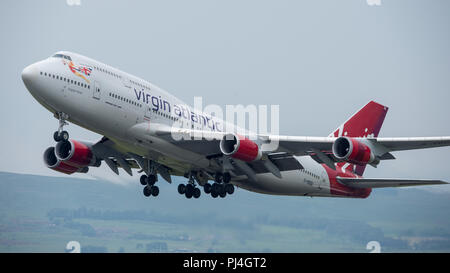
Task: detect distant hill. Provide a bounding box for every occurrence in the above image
[0,171,449,252]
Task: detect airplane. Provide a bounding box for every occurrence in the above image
[21,51,450,199]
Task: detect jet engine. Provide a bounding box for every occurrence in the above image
[43,147,88,174]
[55,139,98,168]
[219,133,262,162]
[332,137,377,166]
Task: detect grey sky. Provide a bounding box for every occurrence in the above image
[1,0,450,191]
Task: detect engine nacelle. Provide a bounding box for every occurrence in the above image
[219,133,262,162]
[55,139,97,168]
[332,137,377,166]
[43,147,88,174]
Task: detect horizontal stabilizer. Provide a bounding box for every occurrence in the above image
[337,178,448,189]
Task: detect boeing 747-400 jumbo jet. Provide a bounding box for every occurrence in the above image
[21,51,450,199]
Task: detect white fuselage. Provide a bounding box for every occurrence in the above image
[22,51,346,198]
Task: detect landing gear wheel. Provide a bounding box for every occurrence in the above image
[214,173,223,183]
[53,131,69,142]
[193,188,201,199]
[225,184,235,195]
[143,186,151,197]
[218,184,226,196]
[185,184,194,199]
[211,191,218,198]
[185,190,193,199]
[53,131,61,142]
[178,184,186,194]
[151,186,159,197]
[204,183,212,194]
[223,172,231,184]
[219,191,227,198]
[140,175,148,186]
[61,131,69,141]
[147,174,157,185]
[212,183,220,194]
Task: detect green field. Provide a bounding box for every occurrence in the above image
[0,172,449,253]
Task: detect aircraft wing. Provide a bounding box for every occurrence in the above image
[116,122,450,181]
[155,124,450,157]
[337,177,448,189]
[374,137,450,151]
[265,135,450,156]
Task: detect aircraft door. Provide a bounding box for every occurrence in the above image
[93,81,101,100]
[122,75,131,88]
[144,103,151,119]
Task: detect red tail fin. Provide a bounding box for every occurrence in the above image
[330,101,388,175]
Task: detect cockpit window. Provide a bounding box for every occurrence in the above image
[52,54,72,61]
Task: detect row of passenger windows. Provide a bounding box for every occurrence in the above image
[40,71,90,89]
[151,108,180,122]
[108,92,143,108]
[108,91,179,122]
[131,79,151,91]
[301,169,320,180]
[94,65,120,79]
[109,90,184,122]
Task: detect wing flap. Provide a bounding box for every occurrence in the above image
[337,177,448,189]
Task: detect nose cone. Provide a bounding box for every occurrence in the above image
[22,64,36,86]
[22,63,41,96]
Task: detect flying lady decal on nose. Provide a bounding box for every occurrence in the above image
[66,61,92,83]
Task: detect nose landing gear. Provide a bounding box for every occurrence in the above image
[53,112,70,142]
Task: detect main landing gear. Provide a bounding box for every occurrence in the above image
[140,174,159,197]
[177,172,235,199]
[177,173,201,199]
[53,112,70,142]
[203,172,234,199]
